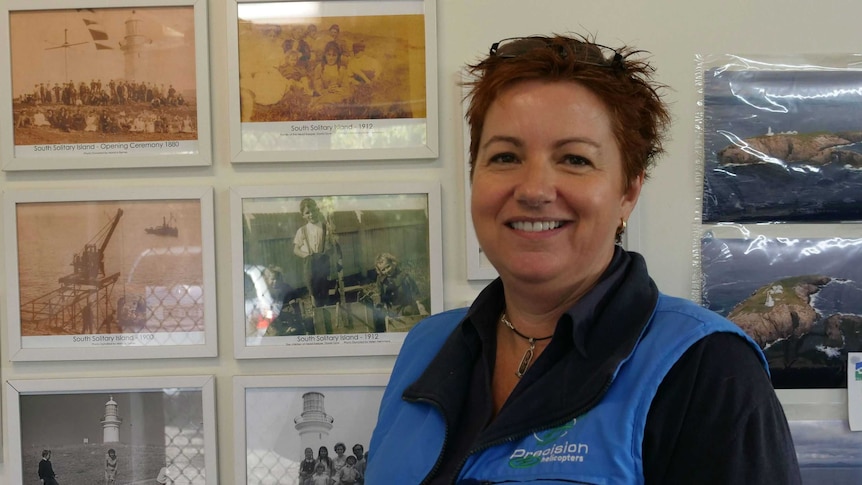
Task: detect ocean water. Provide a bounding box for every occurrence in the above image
[800,467,862,484]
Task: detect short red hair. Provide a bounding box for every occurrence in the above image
[464,34,671,189]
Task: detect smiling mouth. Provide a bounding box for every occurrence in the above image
[509,221,564,232]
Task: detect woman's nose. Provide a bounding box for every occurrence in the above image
[515,160,555,207]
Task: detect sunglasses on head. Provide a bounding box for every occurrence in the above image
[489,36,625,70]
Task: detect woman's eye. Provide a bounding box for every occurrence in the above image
[489,152,519,164]
[562,154,592,166]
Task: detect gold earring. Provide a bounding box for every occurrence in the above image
[615,218,627,244]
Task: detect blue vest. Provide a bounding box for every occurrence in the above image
[456,297,763,484]
[368,295,766,484]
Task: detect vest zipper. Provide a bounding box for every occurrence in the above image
[407,396,451,485]
[448,374,614,483]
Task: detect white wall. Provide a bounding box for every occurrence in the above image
[1,0,858,480]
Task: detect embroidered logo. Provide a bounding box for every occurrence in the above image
[508,419,589,468]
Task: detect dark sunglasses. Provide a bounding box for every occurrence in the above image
[489,36,625,70]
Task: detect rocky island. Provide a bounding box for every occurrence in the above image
[718,131,862,167]
[727,274,831,347]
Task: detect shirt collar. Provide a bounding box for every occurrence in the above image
[464,246,632,358]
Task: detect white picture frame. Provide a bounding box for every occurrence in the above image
[4,186,217,361]
[233,374,388,485]
[226,0,438,163]
[0,0,212,171]
[5,375,217,485]
[230,181,443,358]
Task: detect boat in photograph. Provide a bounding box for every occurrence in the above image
[145,214,178,237]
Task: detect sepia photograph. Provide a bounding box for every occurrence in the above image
[231,182,442,358]
[234,374,387,485]
[699,54,862,223]
[4,187,217,361]
[227,0,438,162]
[699,224,862,388]
[6,376,216,485]
[0,0,212,170]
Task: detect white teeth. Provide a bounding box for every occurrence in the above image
[511,221,562,232]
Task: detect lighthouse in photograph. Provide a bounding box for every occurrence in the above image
[101,395,123,443]
[294,391,334,452]
[120,10,150,82]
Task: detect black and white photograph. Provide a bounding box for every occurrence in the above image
[231,182,442,358]
[234,374,386,485]
[227,0,438,162]
[4,186,217,361]
[0,0,212,170]
[699,54,862,223]
[699,225,862,388]
[6,376,217,485]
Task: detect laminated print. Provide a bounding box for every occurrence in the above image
[700,55,862,223]
[789,420,862,483]
[700,232,862,388]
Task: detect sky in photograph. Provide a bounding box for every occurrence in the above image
[9,6,196,97]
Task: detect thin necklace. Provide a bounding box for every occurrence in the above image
[500,312,554,379]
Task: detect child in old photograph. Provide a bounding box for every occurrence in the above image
[38,449,59,485]
[104,448,118,485]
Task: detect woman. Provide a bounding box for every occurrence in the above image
[367,34,801,484]
[331,442,348,474]
[314,445,334,478]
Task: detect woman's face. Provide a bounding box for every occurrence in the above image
[471,80,641,294]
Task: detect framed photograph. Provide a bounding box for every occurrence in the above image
[463,155,497,281]
[6,375,217,485]
[0,0,212,171]
[234,374,387,485]
[4,186,217,361]
[230,182,442,358]
[226,0,438,163]
[697,53,862,223]
[698,223,862,389]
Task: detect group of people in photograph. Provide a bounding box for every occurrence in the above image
[240,21,395,121]
[298,443,367,485]
[14,77,196,138]
[22,79,186,109]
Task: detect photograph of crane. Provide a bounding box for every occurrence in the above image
[10,195,205,344]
